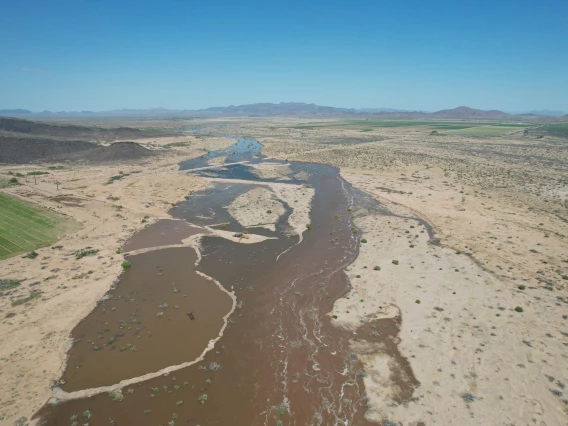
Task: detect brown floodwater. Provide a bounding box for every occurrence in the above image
[354,316,420,404]
[36,155,423,425]
[59,247,232,391]
[122,219,204,252]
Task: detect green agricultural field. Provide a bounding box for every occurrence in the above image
[289,119,530,133]
[290,119,488,131]
[538,123,568,138]
[0,192,72,260]
[443,125,529,136]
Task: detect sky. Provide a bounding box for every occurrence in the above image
[1,0,567,112]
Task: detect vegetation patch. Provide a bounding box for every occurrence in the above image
[0,279,21,291]
[75,247,99,259]
[0,192,71,260]
[537,123,568,138]
[106,172,130,184]
[11,291,41,306]
[108,391,124,402]
[164,141,191,148]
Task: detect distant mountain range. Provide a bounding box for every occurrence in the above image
[0,103,566,120]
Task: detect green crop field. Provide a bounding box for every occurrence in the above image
[289,119,531,134]
[444,125,529,136]
[538,123,568,138]
[0,192,70,260]
[290,119,488,130]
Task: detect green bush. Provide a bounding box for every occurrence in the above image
[75,248,99,259]
[514,306,523,313]
[121,261,131,270]
[392,260,399,265]
[361,238,367,243]
[373,266,380,271]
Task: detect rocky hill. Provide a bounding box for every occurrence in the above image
[0,136,96,164]
[0,118,158,164]
[0,117,148,140]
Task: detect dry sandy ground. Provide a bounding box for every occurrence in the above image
[228,187,287,231]
[208,177,314,239]
[332,167,568,425]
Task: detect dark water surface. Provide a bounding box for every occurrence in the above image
[59,247,232,391]
[36,137,423,425]
[122,219,204,252]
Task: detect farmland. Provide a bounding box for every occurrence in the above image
[288,119,530,135]
[443,124,528,136]
[538,123,568,137]
[0,192,68,259]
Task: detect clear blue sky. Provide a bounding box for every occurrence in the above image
[1,0,567,112]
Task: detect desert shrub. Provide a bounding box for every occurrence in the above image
[361,238,367,243]
[273,404,286,416]
[11,291,41,306]
[518,285,526,290]
[109,391,123,402]
[392,260,399,265]
[415,299,421,304]
[515,306,524,313]
[121,261,131,270]
[373,266,380,271]
[208,362,222,372]
[0,279,21,291]
[75,248,99,259]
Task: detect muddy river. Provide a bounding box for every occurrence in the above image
[35,137,421,425]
